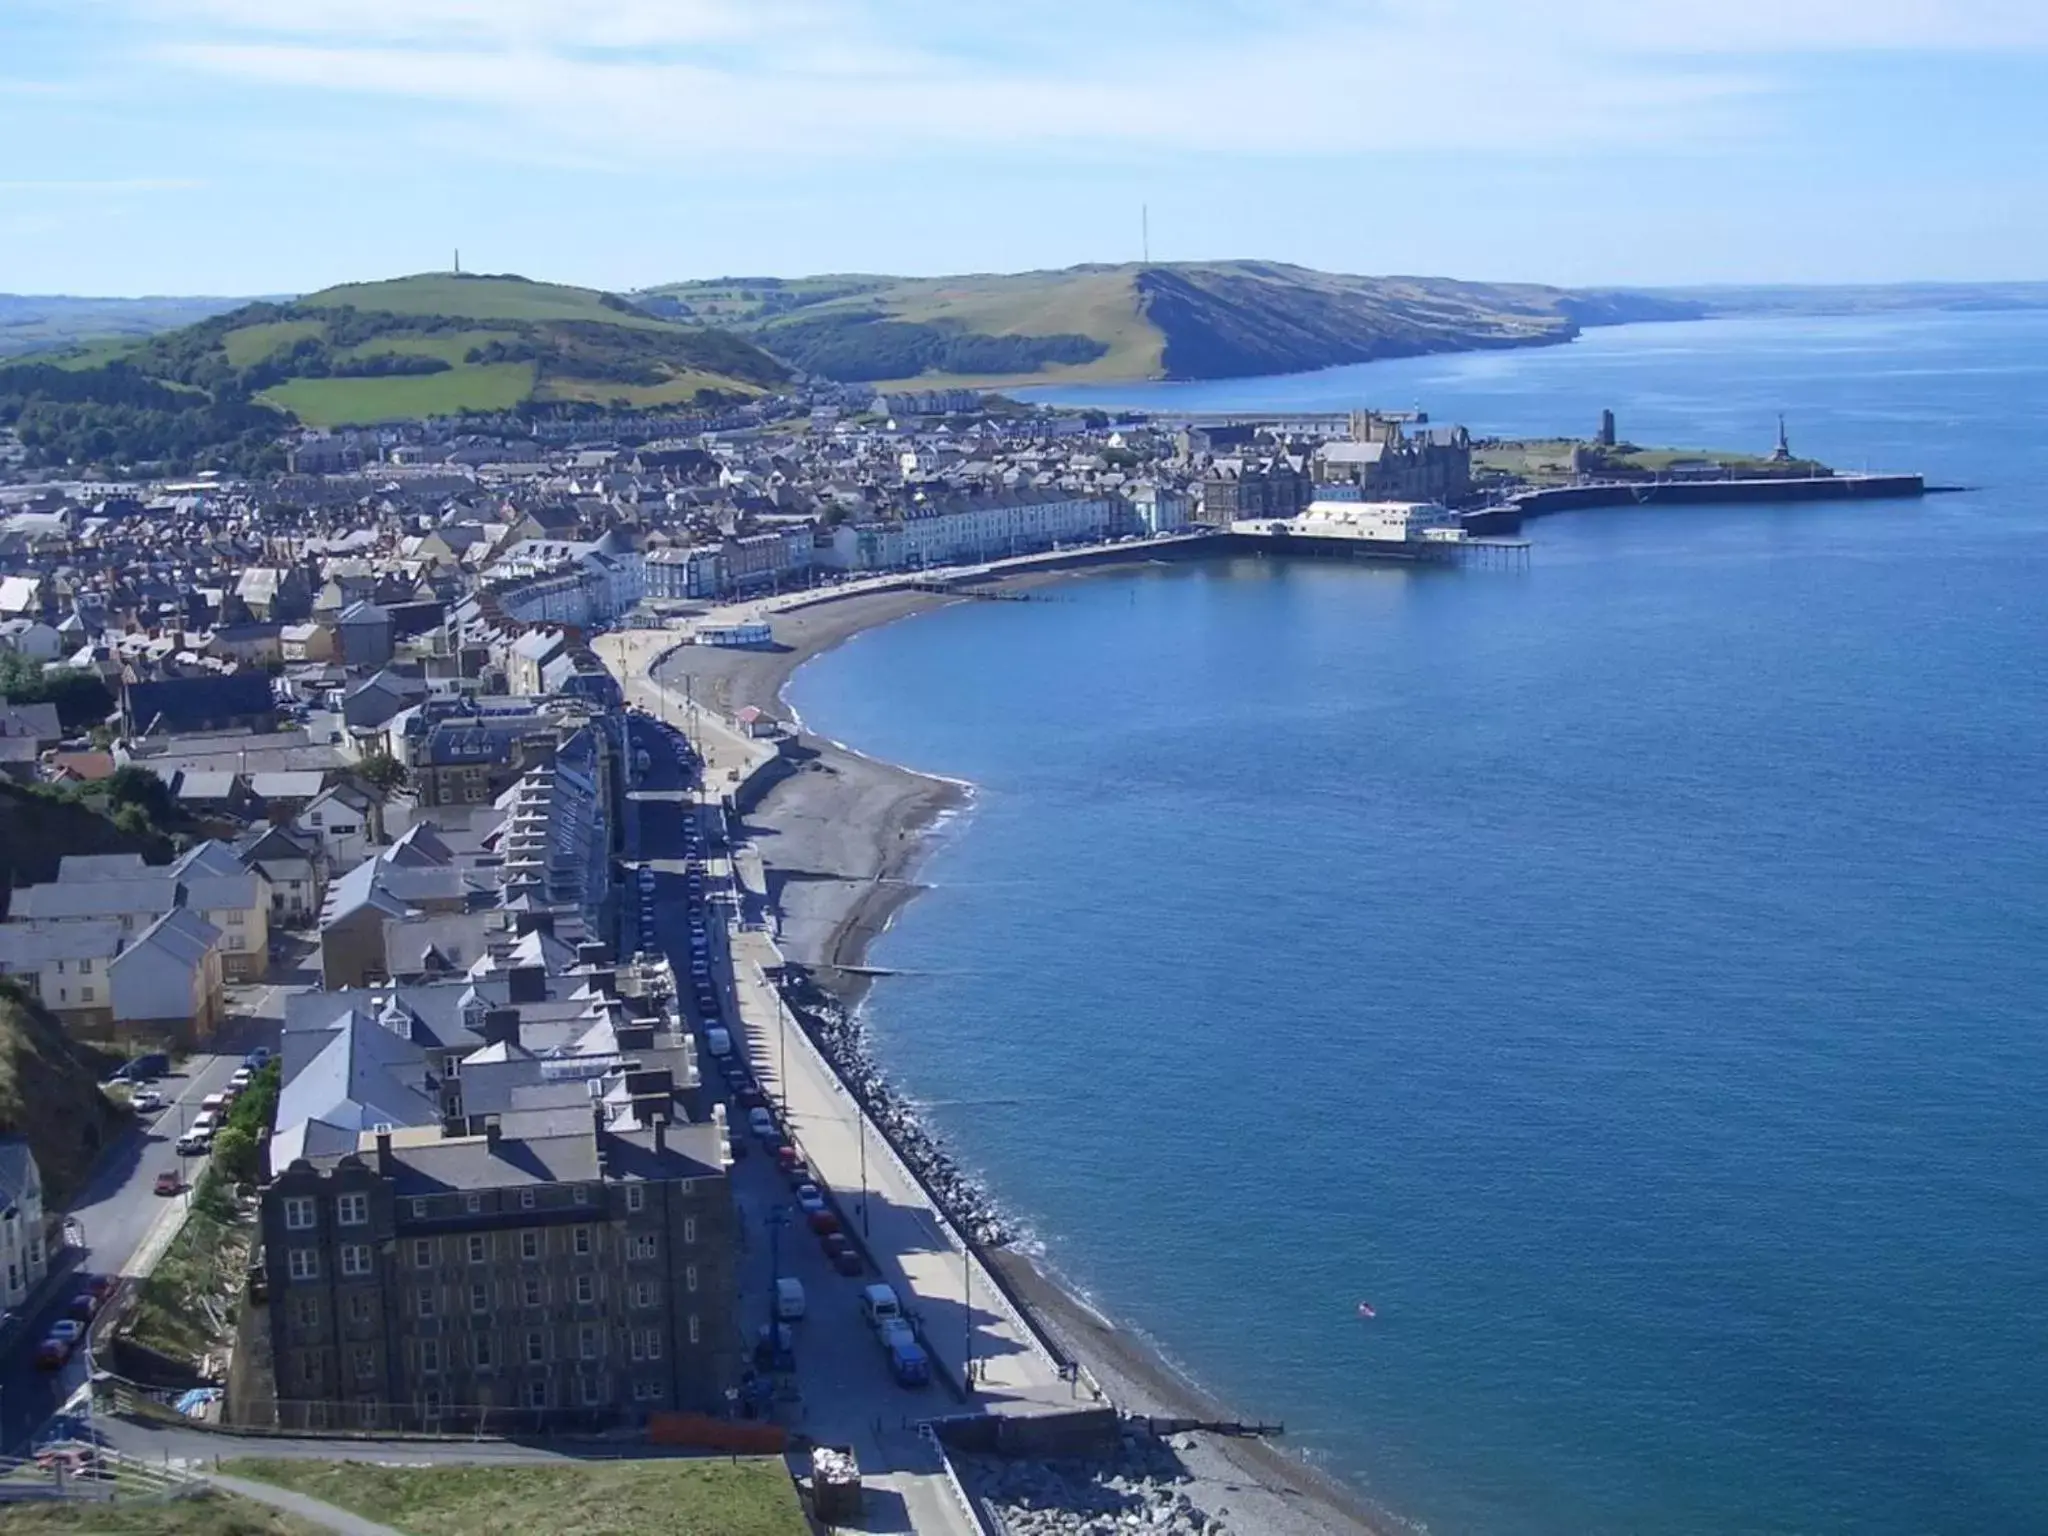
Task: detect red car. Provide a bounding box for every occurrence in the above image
[34,1338,69,1370]
[807,1209,841,1237]
[831,1245,865,1277]
[774,1145,802,1174]
[153,1170,183,1196]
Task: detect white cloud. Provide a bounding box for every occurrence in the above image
[112,0,2048,168]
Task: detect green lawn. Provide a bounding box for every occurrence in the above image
[227,1458,809,1536]
[221,320,326,369]
[0,1489,327,1535]
[258,362,536,425]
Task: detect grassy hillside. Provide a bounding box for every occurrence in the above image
[0,983,125,1205]
[0,273,790,470]
[643,262,1704,387]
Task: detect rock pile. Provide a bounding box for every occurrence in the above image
[777,968,1011,1246]
[959,1424,1236,1536]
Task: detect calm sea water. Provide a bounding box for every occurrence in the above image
[787,313,2048,1536]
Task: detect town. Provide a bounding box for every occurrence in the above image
[0,383,1835,1534]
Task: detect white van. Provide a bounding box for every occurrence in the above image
[705,1027,732,1058]
[200,1093,228,1117]
[775,1277,807,1322]
[860,1283,902,1329]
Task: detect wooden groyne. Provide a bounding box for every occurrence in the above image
[1463,471,1927,534]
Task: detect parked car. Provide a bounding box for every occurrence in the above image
[807,1209,841,1237]
[831,1244,865,1277]
[81,1273,115,1303]
[747,1106,776,1140]
[228,1068,253,1091]
[154,1170,183,1196]
[34,1337,69,1370]
[175,1131,210,1157]
[130,1088,166,1113]
[774,1144,802,1174]
[47,1319,83,1347]
[795,1183,827,1216]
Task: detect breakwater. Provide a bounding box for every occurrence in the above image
[774,966,1013,1248]
[1463,471,1927,534]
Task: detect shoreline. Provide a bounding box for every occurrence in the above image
[649,561,1403,1536]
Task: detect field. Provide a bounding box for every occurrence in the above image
[221,319,325,369]
[306,274,672,329]
[226,1457,810,1536]
[258,362,537,425]
[329,330,504,366]
[536,370,765,408]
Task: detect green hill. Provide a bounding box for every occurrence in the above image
[0,273,790,472]
[0,984,126,1205]
[640,261,1703,387]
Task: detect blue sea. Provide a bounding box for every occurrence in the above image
[786,313,2048,1536]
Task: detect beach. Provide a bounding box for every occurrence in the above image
[640,569,1403,1536]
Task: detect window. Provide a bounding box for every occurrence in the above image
[470,1282,489,1314]
[526,1380,548,1409]
[629,1234,657,1261]
[226,908,245,925]
[357,1398,379,1428]
[685,1265,698,1294]
[526,1331,546,1364]
[523,1277,543,1307]
[687,1314,700,1346]
[683,1217,697,1246]
[632,1281,656,1309]
[473,1333,493,1369]
[575,1274,594,1305]
[353,1345,376,1381]
[580,1374,603,1406]
[80,986,95,1002]
[287,1248,319,1281]
[467,1234,487,1264]
[294,1295,320,1328]
[633,1379,664,1403]
[418,1338,440,1375]
[349,1293,372,1325]
[579,1323,600,1360]
[411,1197,430,1219]
[625,1184,644,1213]
[413,1239,433,1268]
[520,1231,540,1262]
[341,1244,372,1277]
[336,1192,368,1227]
[573,1185,589,1206]
[572,1226,591,1256]
[520,1189,536,1210]
[631,1328,662,1362]
[464,1193,481,1213]
[284,1197,316,1231]
[417,1287,435,1319]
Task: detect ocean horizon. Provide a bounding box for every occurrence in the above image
[787,309,2048,1535]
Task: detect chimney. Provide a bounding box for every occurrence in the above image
[374,1124,393,1175]
[586,967,617,999]
[507,964,546,1004]
[484,1117,502,1151]
[481,1008,521,1049]
[653,1117,666,1154]
[576,939,609,968]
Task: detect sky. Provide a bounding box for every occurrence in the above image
[1,0,2044,296]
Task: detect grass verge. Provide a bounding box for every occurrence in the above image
[226,1456,810,1536]
[0,1488,329,1535]
[126,1167,252,1363]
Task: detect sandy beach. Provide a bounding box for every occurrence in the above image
[646,569,1399,1536]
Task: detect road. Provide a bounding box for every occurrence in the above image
[625,710,981,1536]
[0,972,293,1452]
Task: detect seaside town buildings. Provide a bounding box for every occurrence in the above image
[0,385,1473,1429]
